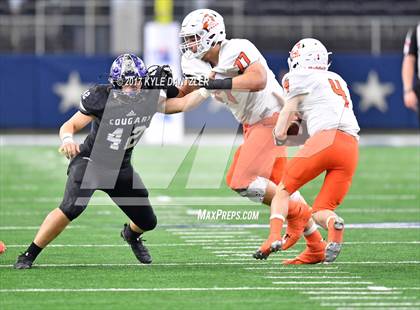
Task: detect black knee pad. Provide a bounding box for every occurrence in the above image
[141,214,157,232]
[59,203,86,221]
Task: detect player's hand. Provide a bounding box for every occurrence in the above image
[404,90,418,111]
[59,142,80,159]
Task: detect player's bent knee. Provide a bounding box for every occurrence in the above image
[328,216,344,230]
[59,204,86,221]
[233,177,269,203]
[138,214,157,232]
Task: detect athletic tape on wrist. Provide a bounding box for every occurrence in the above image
[270,214,285,221]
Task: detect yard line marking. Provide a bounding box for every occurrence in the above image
[225,258,297,262]
[335,261,420,265]
[304,291,401,295]
[6,244,204,248]
[345,241,420,245]
[165,228,250,232]
[272,281,373,285]
[0,261,287,268]
[0,286,384,293]
[310,296,415,300]
[244,267,339,270]
[204,241,420,246]
[184,240,263,243]
[304,288,401,291]
[203,246,262,250]
[212,250,299,254]
[0,225,83,230]
[388,287,420,290]
[266,271,351,274]
[171,231,250,235]
[265,276,362,279]
[338,208,420,213]
[179,235,248,239]
[321,302,420,307]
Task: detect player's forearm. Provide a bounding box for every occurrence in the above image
[274,108,294,139]
[274,96,302,139]
[402,55,416,92]
[164,88,210,114]
[59,121,77,141]
[59,112,93,141]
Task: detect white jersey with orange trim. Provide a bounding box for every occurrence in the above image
[181,39,283,125]
[282,69,360,138]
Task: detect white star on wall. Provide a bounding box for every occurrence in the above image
[53,71,91,113]
[353,70,394,113]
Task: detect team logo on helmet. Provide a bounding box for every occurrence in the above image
[202,14,218,31]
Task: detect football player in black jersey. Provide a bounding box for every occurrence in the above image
[14,54,212,269]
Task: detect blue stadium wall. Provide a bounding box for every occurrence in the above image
[0,54,418,129]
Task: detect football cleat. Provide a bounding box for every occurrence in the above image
[324,242,342,263]
[283,241,327,265]
[253,250,268,260]
[121,224,152,264]
[253,237,283,260]
[281,203,312,250]
[13,252,35,269]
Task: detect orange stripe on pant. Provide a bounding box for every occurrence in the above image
[226,113,287,190]
[282,129,358,212]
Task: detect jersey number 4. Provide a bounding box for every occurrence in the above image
[328,79,349,108]
[107,126,146,150]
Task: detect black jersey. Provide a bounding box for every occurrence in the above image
[77,84,165,168]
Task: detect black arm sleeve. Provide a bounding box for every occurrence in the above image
[404,29,417,57]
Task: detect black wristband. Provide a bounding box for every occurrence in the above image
[166,85,180,98]
[204,78,233,90]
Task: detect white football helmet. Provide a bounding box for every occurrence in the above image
[179,9,226,59]
[287,38,331,71]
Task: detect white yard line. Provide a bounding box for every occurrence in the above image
[0,286,392,293]
[0,261,285,268]
[266,271,351,274]
[170,231,250,235]
[5,244,202,248]
[304,291,400,295]
[0,225,83,230]
[212,250,298,254]
[265,276,362,279]
[335,261,420,265]
[321,302,420,307]
[272,281,373,285]
[310,296,415,300]
[244,267,339,270]
[179,235,243,239]
[183,240,263,243]
[203,246,263,250]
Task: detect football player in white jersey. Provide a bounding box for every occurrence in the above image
[167,9,327,262]
[258,38,360,263]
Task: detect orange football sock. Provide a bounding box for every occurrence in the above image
[305,229,323,245]
[327,217,344,243]
[269,216,284,237]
